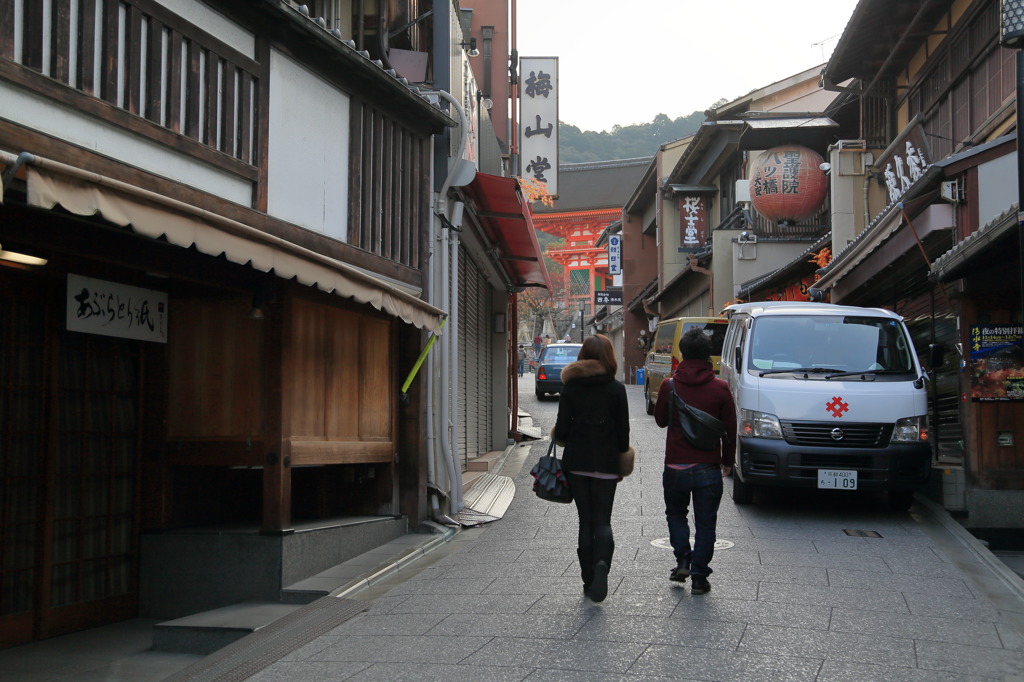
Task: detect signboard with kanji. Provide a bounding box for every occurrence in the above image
[595,289,622,306]
[520,57,559,198]
[608,234,621,275]
[678,195,708,253]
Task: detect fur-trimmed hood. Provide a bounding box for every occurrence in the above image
[560,358,611,384]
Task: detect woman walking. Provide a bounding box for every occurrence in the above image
[552,334,632,602]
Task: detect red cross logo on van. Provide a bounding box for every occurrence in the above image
[826,396,849,418]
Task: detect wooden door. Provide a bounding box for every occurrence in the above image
[0,289,140,647]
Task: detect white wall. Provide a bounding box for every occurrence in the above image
[161,0,256,57]
[267,49,349,239]
[0,81,252,204]
[977,152,1016,230]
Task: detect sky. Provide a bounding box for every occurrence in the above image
[515,0,860,133]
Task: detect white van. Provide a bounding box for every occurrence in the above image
[720,301,933,510]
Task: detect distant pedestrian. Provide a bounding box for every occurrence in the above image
[543,334,551,347]
[653,328,736,595]
[553,334,633,603]
[564,332,572,342]
[533,334,542,357]
[517,344,526,377]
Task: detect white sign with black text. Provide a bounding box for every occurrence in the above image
[520,56,559,197]
[66,274,168,343]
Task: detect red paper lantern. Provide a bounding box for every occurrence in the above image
[749,146,827,223]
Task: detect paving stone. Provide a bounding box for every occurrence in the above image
[303,634,492,664]
[459,637,648,673]
[628,644,822,681]
[738,623,917,667]
[344,662,532,681]
[915,639,1024,678]
[829,607,1003,647]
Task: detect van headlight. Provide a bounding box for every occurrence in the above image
[740,409,783,439]
[891,416,928,443]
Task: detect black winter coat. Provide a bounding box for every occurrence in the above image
[553,359,630,475]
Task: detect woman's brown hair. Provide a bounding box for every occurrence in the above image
[579,334,618,375]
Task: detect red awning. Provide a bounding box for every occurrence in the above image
[465,173,551,290]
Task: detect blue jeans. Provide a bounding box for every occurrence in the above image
[663,464,723,578]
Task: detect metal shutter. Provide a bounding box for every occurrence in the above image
[457,246,493,468]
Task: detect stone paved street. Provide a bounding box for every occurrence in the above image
[248,378,1024,681]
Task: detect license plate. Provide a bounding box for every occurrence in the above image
[818,469,858,490]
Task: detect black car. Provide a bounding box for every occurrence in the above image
[535,343,582,399]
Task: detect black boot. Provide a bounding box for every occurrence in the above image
[577,548,593,594]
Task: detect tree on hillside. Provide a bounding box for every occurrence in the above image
[559,111,705,163]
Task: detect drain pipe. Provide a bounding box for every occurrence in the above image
[0,151,31,201]
[433,89,470,516]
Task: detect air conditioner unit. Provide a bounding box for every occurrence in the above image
[735,179,750,203]
[837,139,866,151]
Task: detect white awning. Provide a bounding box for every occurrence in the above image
[21,157,444,334]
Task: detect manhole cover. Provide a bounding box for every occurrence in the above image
[651,537,734,550]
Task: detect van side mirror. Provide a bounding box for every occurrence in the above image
[927,343,944,369]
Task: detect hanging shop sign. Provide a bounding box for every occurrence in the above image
[875,117,931,207]
[595,289,622,306]
[66,273,168,343]
[969,324,1024,401]
[608,234,621,275]
[749,145,827,223]
[678,195,708,253]
[520,56,559,197]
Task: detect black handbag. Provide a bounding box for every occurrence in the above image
[668,381,726,450]
[530,440,573,503]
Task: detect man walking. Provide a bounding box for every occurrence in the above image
[653,328,736,594]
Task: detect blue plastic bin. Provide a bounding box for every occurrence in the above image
[636,367,645,385]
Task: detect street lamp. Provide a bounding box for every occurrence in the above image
[579,304,585,343]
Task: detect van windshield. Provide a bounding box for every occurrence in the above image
[749,315,915,375]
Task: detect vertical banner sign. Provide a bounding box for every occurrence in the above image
[678,195,708,252]
[969,325,1024,401]
[520,57,559,197]
[67,273,168,343]
[608,234,621,275]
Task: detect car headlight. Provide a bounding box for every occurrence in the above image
[892,416,928,443]
[739,409,783,439]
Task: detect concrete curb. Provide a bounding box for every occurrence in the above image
[330,524,460,600]
[915,493,1024,604]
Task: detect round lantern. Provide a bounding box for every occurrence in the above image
[749,145,827,223]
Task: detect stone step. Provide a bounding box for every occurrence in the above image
[152,602,302,655]
[466,450,503,472]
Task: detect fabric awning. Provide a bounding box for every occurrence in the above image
[465,173,551,290]
[21,157,445,334]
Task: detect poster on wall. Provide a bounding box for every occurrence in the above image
[67,273,168,343]
[969,325,1024,401]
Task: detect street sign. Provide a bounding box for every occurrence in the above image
[595,289,623,306]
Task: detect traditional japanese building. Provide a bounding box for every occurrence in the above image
[531,158,650,363]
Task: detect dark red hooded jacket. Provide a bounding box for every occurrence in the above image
[653,359,737,467]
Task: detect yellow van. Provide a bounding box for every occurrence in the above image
[643,317,729,414]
